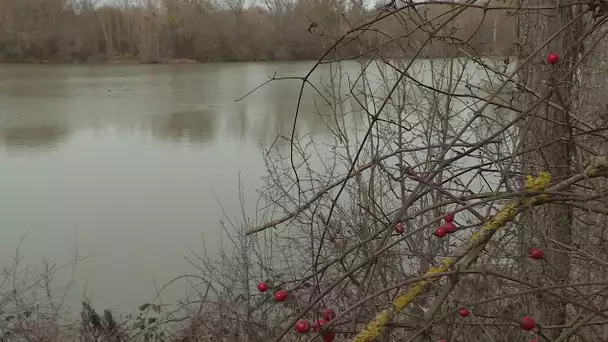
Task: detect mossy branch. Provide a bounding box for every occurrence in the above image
[350,168,607,342]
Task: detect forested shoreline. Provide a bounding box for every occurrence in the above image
[0,0,516,63]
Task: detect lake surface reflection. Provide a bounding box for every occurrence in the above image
[0,62,345,312]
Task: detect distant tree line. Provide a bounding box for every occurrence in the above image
[0,0,517,63]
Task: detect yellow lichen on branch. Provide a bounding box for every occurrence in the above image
[525,171,551,191]
[351,172,552,342]
[352,259,453,342]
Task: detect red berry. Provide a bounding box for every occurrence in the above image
[520,316,536,331]
[547,51,560,65]
[295,319,310,333]
[323,308,336,321]
[458,308,470,317]
[257,282,269,292]
[313,319,327,332]
[443,221,457,233]
[395,222,405,234]
[434,226,448,238]
[445,212,455,222]
[322,332,336,342]
[528,248,544,260]
[274,289,287,302]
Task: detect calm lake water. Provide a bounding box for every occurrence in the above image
[0,59,514,315]
[0,62,348,313]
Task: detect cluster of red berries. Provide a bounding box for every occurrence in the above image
[257,282,288,301]
[257,282,336,341]
[396,212,459,238]
[258,282,287,302]
[294,309,337,341]
[434,212,457,238]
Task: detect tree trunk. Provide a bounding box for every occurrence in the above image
[518,0,608,339]
[517,1,580,338]
[570,3,608,340]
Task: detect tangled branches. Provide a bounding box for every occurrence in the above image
[227,0,608,341]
